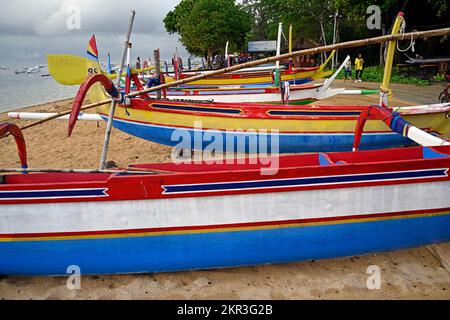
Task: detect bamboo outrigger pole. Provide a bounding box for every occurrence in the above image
[0,167,170,174]
[4,26,449,136]
[99,10,135,170]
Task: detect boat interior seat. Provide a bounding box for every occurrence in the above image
[319,153,333,165]
[318,153,348,166]
[422,147,449,159]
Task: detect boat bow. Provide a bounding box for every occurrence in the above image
[0,122,27,169]
[69,74,120,137]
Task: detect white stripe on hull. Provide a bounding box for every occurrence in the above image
[151,87,344,103]
[1,181,448,234]
[158,92,283,103]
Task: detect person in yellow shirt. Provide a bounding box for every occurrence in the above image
[355,53,364,82]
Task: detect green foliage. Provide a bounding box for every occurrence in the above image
[335,65,430,86]
[163,0,196,34]
[163,0,251,60]
[432,74,446,82]
[164,0,449,66]
[240,0,449,66]
[427,0,448,17]
[242,0,332,44]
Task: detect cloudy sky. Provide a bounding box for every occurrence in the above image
[0,0,187,65]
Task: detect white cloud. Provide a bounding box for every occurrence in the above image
[0,0,188,64]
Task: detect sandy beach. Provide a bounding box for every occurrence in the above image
[1,80,450,299]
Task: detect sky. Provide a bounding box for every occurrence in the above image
[0,0,188,66]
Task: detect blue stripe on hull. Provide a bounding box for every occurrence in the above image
[1,214,449,275]
[0,188,107,199]
[162,169,448,194]
[108,117,412,153]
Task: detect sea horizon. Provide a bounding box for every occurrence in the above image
[0,65,79,114]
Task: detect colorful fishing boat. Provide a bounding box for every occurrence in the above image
[96,101,450,153]
[48,45,346,105]
[147,82,346,105]
[1,121,450,275]
[2,11,450,276]
[47,34,350,103]
[164,63,332,88]
[47,42,333,90]
[65,12,447,153]
[122,39,345,104]
[72,74,450,153]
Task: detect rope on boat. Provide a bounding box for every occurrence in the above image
[397,18,416,53]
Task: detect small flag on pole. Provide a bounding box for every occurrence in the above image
[87,35,99,61]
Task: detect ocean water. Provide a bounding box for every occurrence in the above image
[0,66,79,113]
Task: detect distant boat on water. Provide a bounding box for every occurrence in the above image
[26,66,41,74]
[0,65,9,70]
[14,68,26,74]
[14,66,43,74]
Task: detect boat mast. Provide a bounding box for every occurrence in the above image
[99,10,135,170]
[124,42,132,92]
[225,41,229,67]
[126,43,131,68]
[275,22,282,86]
[288,24,293,72]
[380,12,404,107]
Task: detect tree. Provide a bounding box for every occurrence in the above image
[242,0,449,66]
[163,0,252,66]
[163,0,196,34]
[166,0,449,68]
[242,0,284,41]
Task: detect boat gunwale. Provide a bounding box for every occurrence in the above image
[117,100,450,122]
[1,146,449,190]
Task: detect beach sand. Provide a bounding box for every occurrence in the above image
[1,81,449,299]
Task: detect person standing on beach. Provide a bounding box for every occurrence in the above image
[344,57,352,81]
[136,56,141,70]
[355,53,364,82]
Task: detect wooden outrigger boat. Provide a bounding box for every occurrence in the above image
[143,80,344,105]
[1,120,450,275]
[2,12,449,276]
[48,37,346,105]
[163,62,332,88]
[120,38,347,105]
[70,72,450,153]
[63,12,447,153]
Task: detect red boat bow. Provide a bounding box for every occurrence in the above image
[69,74,119,137]
[0,122,27,169]
[353,105,413,151]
